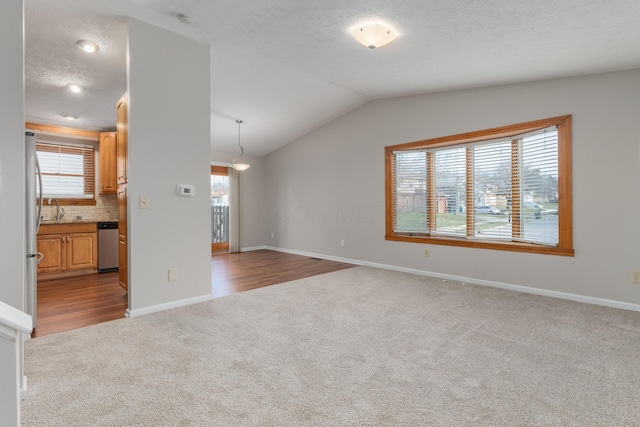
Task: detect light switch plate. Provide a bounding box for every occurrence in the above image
[139,196,149,209]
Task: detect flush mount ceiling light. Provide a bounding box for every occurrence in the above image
[76,39,99,53]
[231,120,250,171]
[63,114,78,120]
[350,21,398,49]
[66,83,84,94]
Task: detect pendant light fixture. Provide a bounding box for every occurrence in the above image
[231,119,250,171]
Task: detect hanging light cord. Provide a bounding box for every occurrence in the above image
[236,119,244,156]
[231,119,250,170]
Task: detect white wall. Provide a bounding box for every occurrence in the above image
[127,19,212,312]
[0,1,24,424]
[0,0,25,310]
[266,70,640,306]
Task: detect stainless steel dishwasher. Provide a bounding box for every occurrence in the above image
[98,221,119,273]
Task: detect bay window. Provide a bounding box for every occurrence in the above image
[385,115,573,256]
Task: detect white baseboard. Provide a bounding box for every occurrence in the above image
[264,246,363,266]
[126,294,214,318]
[265,246,640,313]
[240,245,268,252]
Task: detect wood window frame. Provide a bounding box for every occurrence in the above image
[385,115,573,256]
[28,123,99,206]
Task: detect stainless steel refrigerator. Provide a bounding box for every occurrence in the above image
[25,131,43,327]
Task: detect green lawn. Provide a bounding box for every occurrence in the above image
[398,206,553,234]
[398,211,507,231]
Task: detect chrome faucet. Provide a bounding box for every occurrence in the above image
[47,197,65,222]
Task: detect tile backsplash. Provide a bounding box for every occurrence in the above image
[40,194,118,223]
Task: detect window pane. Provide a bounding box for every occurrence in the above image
[36,143,94,198]
[473,141,512,239]
[211,175,229,206]
[434,148,466,236]
[520,129,559,245]
[393,151,428,232]
[211,175,230,244]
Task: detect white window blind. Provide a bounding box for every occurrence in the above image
[518,127,559,245]
[36,142,95,199]
[392,150,428,232]
[434,147,466,237]
[391,126,559,246]
[473,140,512,240]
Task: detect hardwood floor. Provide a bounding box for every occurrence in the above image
[211,249,357,297]
[33,272,127,338]
[33,250,356,338]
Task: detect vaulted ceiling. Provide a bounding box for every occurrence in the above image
[25,0,640,155]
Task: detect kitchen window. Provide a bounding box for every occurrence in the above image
[37,142,96,205]
[385,115,573,256]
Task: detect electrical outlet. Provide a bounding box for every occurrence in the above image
[424,249,430,257]
[168,268,177,281]
[271,232,274,238]
[340,239,345,247]
[632,270,640,284]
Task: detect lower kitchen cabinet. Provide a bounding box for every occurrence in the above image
[37,223,98,278]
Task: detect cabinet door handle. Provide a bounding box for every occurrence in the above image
[61,237,65,243]
[66,236,70,243]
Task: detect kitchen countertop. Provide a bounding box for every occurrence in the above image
[41,220,95,225]
[40,219,117,225]
[38,221,98,235]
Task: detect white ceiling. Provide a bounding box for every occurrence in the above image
[25,0,640,155]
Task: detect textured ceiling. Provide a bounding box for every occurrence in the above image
[25,0,640,155]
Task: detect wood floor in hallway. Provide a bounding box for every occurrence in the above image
[33,250,356,337]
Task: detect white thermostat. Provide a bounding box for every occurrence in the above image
[177,184,195,197]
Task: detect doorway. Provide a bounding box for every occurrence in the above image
[211,166,230,253]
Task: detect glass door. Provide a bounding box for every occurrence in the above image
[211,166,230,252]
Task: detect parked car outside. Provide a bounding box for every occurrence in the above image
[524,201,543,209]
[475,205,501,214]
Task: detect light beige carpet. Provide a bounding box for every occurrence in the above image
[22,266,640,426]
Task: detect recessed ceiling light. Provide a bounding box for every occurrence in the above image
[67,83,84,94]
[76,39,99,53]
[63,114,78,120]
[350,21,398,49]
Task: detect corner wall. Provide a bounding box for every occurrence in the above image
[0,0,24,424]
[0,0,25,310]
[266,70,640,306]
[127,19,212,312]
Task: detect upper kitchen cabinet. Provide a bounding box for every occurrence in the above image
[99,132,117,194]
[116,93,128,185]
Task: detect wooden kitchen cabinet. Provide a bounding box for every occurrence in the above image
[116,92,129,292]
[37,223,98,279]
[36,234,65,273]
[116,94,128,185]
[117,186,128,292]
[66,233,97,270]
[99,132,117,194]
